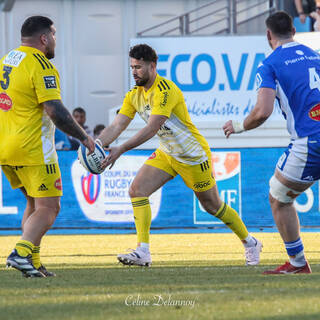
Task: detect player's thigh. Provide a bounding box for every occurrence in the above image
[130,150,175,197]
[276,133,320,184]
[172,155,216,193]
[194,184,222,213]
[15,163,63,198]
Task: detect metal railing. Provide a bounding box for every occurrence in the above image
[137,0,277,37]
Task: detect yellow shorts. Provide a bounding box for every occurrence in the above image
[1,163,63,198]
[144,149,216,192]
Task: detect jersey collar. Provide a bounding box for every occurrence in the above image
[19,45,46,56]
[281,41,300,48]
[143,74,160,95]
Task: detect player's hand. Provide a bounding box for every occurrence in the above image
[299,13,306,24]
[223,120,236,138]
[101,145,124,169]
[223,120,245,138]
[81,136,95,154]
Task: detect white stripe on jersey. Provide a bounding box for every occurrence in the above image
[158,113,207,165]
[41,110,58,163]
[276,81,298,139]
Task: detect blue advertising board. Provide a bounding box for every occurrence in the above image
[0,149,320,235]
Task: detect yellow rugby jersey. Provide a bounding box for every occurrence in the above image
[119,74,210,164]
[0,46,61,165]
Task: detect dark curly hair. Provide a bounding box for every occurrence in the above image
[129,44,158,63]
[266,11,294,38]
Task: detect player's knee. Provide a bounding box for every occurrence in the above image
[129,184,144,198]
[269,175,302,204]
[199,198,221,215]
[128,185,135,198]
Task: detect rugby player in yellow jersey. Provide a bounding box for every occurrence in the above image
[97,44,262,267]
[1,16,95,277]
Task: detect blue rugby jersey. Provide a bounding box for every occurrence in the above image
[256,42,320,139]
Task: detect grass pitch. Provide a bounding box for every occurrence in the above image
[1,233,320,320]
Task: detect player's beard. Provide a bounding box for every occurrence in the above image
[45,46,55,60]
[135,75,149,87]
[46,50,54,60]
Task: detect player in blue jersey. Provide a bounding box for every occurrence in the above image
[223,11,320,274]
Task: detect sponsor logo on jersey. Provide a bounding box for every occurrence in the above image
[0,92,12,111]
[3,50,26,67]
[160,91,169,107]
[309,103,320,121]
[43,76,57,89]
[54,178,62,191]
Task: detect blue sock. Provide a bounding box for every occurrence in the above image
[285,238,306,267]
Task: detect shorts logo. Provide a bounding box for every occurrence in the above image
[43,76,57,89]
[0,92,12,111]
[193,180,210,189]
[148,152,156,160]
[38,183,48,191]
[54,178,62,191]
[308,103,320,121]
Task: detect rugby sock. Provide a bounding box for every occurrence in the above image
[214,202,249,240]
[15,240,34,257]
[131,197,152,245]
[139,243,150,252]
[32,246,41,269]
[285,238,306,267]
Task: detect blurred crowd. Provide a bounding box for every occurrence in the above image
[284,0,320,31]
[55,107,105,150]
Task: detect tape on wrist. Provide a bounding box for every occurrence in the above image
[232,120,245,133]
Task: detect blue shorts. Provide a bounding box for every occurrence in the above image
[276,132,320,183]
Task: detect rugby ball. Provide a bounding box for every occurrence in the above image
[77,142,106,174]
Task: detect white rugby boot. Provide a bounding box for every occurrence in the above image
[245,238,263,265]
[117,247,152,267]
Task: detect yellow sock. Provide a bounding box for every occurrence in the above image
[215,202,249,240]
[131,197,151,244]
[15,240,34,257]
[32,246,41,269]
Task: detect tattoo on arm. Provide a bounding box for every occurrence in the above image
[43,99,87,142]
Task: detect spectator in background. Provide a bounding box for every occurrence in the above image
[55,128,71,150]
[69,107,92,150]
[310,2,320,31]
[93,124,105,140]
[283,0,315,31]
[294,0,315,24]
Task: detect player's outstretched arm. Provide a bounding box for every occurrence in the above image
[97,113,132,148]
[102,114,167,169]
[43,99,95,153]
[223,87,276,138]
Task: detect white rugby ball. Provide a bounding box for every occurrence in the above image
[77,142,106,174]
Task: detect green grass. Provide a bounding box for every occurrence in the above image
[1,233,320,320]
